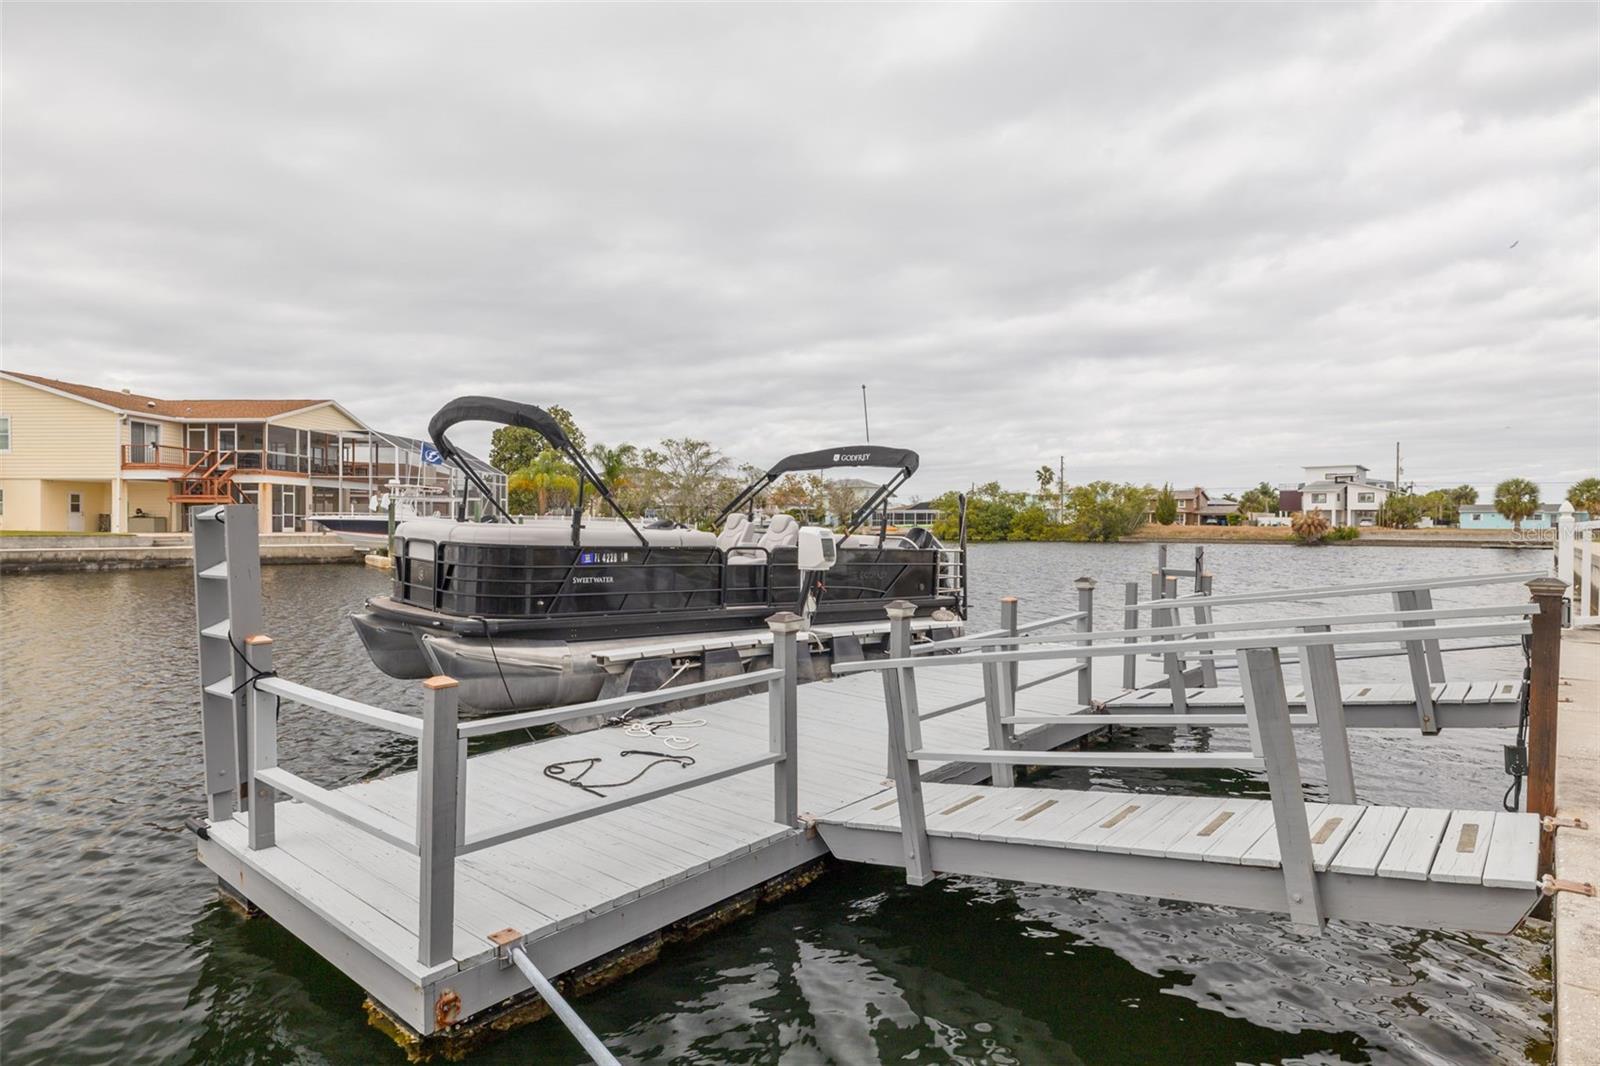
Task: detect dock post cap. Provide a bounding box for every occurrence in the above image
[1073,576,1097,589]
[422,675,460,690]
[765,611,806,632]
[487,927,523,946]
[1525,576,1567,595]
[1559,500,1575,513]
[884,600,918,619]
[999,595,1019,603]
[244,634,274,646]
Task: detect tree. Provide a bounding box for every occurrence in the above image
[1447,485,1479,507]
[1291,511,1331,545]
[656,438,727,526]
[822,479,869,529]
[1153,484,1178,525]
[1568,477,1600,517]
[1417,489,1460,526]
[588,442,637,514]
[1493,477,1541,531]
[1379,494,1425,529]
[509,451,579,514]
[1035,465,1055,498]
[1066,481,1149,542]
[1237,481,1279,516]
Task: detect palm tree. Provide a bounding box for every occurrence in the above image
[1291,510,1331,545]
[510,451,579,515]
[1493,477,1540,531]
[589,443,637,515]
[1035,465,1055,497]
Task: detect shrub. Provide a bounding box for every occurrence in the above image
[1291,511,1331,545]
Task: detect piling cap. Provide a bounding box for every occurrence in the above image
[766,611,807,632]
[1526,576,1567,595]
[1074,576,1097,590]
[885,600,918,619]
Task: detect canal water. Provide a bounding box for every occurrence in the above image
[0,543,1551,1064]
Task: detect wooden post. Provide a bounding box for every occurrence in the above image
[1193,573,1218,688]
[1001,595,1020,699]
[1527,576,1566,878]
[245,636,276,850]
[1300,625,1355,804]
[1392,589,1438,734]
[1193,546,1204,593]
[1556,501,1574,599]
[1122,582,1140,689]
[1075,578,1095,708]
[1239,646,1323,932]
[767,611,804,827]
[418,675,460,968]
[882,601,935,885]
[886,605,912,778]
[1412,588,1446,682]
[1161,574,1187,714]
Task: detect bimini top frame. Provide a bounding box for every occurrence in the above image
[716,445,921,538]
[426,395,648,547]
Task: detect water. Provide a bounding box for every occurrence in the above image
[0,543,1552,1065]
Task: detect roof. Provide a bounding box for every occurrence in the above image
[4,371,330,420]
[1199,501,1239,514]
[1460,503,1566,513]
[373,429,498,477]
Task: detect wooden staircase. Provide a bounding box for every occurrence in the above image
[169,449,241,504]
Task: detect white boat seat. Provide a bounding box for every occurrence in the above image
[716,513,751,551]
[756,513,799,551]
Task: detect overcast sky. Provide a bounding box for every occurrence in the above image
[4,3,1596,497]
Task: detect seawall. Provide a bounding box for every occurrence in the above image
[0,533,361,573]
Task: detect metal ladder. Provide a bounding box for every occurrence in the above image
[193,504,264,822]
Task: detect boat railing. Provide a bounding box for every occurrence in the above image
[235,612,807,967]
[832,603,1538,925]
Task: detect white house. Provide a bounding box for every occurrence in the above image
[1299,464,1395,527]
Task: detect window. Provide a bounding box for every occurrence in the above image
[1311,493,1327,503]
[0,415,10,452]
[0,488,5,515]
[1358,492,1374,503]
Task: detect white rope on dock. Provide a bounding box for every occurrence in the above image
[508,945,621,1066]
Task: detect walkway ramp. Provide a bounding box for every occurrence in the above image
[1101,678,1525,729]
[816,782,1542,934]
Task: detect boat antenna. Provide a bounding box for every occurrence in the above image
[860,384,870,443]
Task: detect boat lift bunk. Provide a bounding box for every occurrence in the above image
[350,397,966,714]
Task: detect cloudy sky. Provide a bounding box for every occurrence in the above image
[4,3,1596,497]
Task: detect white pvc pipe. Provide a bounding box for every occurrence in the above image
[509,946,621,1066]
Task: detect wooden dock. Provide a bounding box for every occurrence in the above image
[186,511,1568,1057]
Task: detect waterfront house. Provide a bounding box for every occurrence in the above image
[0,372,506,534]
[1457,503,1589,530]
[1299,464,1394,526]
[1146,486,1211,526]
[885,500,942,527]
[1197,499,1240,525]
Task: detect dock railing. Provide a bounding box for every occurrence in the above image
[235,608,805,967]
[1557,501,1600,627]
[834,603,1540,928]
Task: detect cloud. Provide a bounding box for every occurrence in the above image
[3,2,1596,496]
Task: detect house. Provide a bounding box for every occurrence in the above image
[1147,486,1210,526]
[1277,488,1303,514]
[1457,503,1589,530]
[1197,499,1239,526]
[1298,464,1394,527]
[0,371,506,534]
[885,500,942,527]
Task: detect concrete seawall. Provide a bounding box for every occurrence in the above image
[1555,626,1600,1064]
[0,534,361,573]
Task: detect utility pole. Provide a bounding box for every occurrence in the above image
[1058,455,1065,522]
[861,384,870,444]
[1395,441,1403,494]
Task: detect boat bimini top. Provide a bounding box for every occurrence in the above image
[427,395,650,546]
[716,444,920,539]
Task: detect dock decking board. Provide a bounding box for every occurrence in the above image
[201,655,1539,1039]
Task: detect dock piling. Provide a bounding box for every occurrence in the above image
[1526,576,1567,879]
[1074,578,1095,708]
[1122,582,1140,689]
[245,635,277,851]
[767,612,804,826]
[882,601,934,884]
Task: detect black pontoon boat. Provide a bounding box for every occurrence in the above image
[350,397,967,711]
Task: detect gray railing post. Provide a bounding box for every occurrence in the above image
[1122,581,1140,689]
[1238,646,1323,932]
[1193,546,1205,593]
[1160,574,1187,714]
[882,601,934,884]
[980,597,1018,787]
[418,675,460,968]
[767,611,804,827]
[1412,588,1446,681]
[1074,578,1095,708]
[245,635,277,850]
[1392,589,1439,734]
[1300,624,1355,804]
[1193,573,1219,688]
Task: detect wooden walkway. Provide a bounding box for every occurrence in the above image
[817,781,1541,934]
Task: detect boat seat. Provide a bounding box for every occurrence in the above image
[756,513,799,551]
[716,513,751,551]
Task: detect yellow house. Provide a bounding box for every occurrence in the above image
[0,372,502,534]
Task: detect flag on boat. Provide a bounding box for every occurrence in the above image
[421,443,444,465]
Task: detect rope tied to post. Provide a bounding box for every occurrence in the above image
[226,630,278,695]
